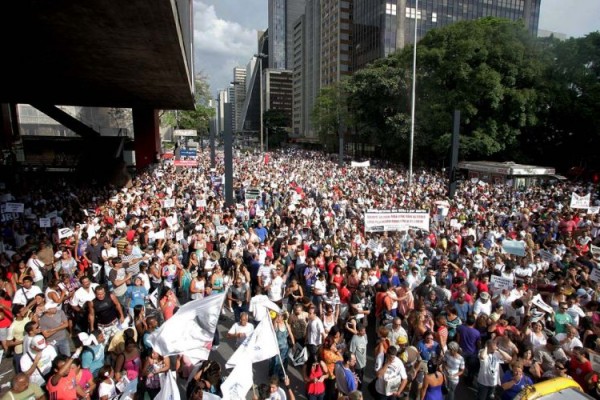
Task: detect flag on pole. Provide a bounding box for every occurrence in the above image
[226,317,279,369]
[150,292,225,360]
[221,355,254,400]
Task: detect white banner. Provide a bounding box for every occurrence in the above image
[571,193,591,209]
[591,244,600,258]
[491,275,514,291]
[226,317,279,369]
[588,206,600,215]
[196,199,207,208]
[151,293,225,359]
[175,230,184,242]
[220,356,254,400]
[4,202,24,213]
[155,371,180,400]
[39,218,51,228]
[351,161,370,168]
[364,210,430,232]
[216,225,228,234]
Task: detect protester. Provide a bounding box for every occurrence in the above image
[2,147,600,400]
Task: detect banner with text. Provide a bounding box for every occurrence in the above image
[571,193,591,209]
[364,210,430,232]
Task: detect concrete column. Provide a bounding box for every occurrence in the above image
[133,108,160,171]
[0,103,19,148]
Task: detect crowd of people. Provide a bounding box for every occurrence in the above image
[0,148,600,400]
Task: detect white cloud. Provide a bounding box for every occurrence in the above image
[193,1,259,95]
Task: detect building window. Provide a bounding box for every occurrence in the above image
[432,12,437,22]
[386,2,397,15]
[405,7,422,19]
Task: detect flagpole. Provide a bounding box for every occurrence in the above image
[270,317,288,381]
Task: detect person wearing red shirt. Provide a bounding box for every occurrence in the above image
[569,347,593,389]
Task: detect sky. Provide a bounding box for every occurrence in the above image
[194,0,600,98]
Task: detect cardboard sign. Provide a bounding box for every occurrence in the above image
[531,294,553,314]
[46,211,58,218]
[588,206,600,215]
[590,267,600,283]
[163,199,175,208]
[154,230,166,240]
[58,228,74,240]
[502,240,526,257]
[571,193,590,209]
[491,275,514,291]
[216,225,228,234]
[39,218,51,228]
[196,199,207,208]
[538,249,554,263]
[175,230,184,242]
[4,202,24,213]
[591,244,600,258]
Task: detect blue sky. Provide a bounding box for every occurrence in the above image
[193,0,600,97]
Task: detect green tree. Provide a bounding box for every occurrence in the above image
[160,73,215,137]
[311,81,351,152]
[414,18,546,160]
[521,32,600,170]
[263,109,289,149]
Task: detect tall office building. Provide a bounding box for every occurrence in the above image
[268,0,307,70]
[264,69,293,131]
[353,0,541,71]
[320,0,353,87]
[292,0,321,140]
[232,67,247,133]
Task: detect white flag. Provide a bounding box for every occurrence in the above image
[151,293,225,360]
[155,370,180,400]
[221,356,254,400]
[226,317,279,369]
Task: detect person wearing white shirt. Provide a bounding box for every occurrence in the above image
[473,292,493,317]
[26,253,45,290]
[306,306,325,358]
[101,241,118,282]
[375,347,408,398]
[20,335,58,387]
[477,340,512,400]
[267,269,284,304]
[566,298,586,327]
[554,326,583,357]
[227,312,255,347]
[248,287,270,323]
[12,277,43,306]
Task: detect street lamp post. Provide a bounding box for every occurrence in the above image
[254,53,267,152]
[408,0,419,186]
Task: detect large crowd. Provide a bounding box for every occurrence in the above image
[0,148,600,400]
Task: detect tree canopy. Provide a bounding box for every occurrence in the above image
[314,18,600,169]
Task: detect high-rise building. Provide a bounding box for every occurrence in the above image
[232,67,247,133]
[320,0,353,87]
[353,0,541,71]
[292,0,321,140]
[264,69,293,129]
[268,0,307,69]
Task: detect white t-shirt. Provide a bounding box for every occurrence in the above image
[26,258,45,283]
[268,276,284,302]
[249,295,270,322]
[13,286,43,306]
[376,357,407,396]
[20,346,57,386]
[71,284,99,308]
[98,380,117,399]
[228,322,255,346]
[307,317,325,346]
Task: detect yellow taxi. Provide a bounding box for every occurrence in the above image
[514,377,593,400]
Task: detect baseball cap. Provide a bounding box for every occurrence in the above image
[576,288,588,298]
[31,334,47,350]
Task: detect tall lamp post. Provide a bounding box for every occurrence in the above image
[408,0,419,186]
[254,53,268,152]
